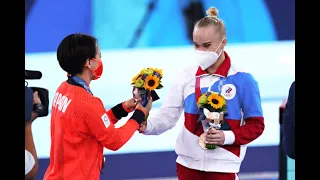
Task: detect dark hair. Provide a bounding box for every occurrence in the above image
[195,7,226,37]
[57,33,97,75]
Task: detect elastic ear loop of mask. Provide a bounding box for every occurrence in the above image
[65,58,100,77]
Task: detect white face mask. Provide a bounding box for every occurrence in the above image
[195,41,224,70]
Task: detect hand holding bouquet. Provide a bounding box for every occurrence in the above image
[197,91,227,150]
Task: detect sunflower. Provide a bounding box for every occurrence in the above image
[131,73,141,85]
[207,93,225,109]
[144,75,160,91]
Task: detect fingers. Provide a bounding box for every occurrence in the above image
[138,121,147,133]
[146,96,153,108]
[128,97,141,108]
[135,103,145,113]
[141,121,147,126]
[130,97,138,104]
[148,96,153,104]
[135,96,152,113]
[206,133,221,139]
[134,98,140,104]
[205,130,224,145]
[33,91,41,104]
[138,125,146,133]
[205,133,222,144]
[206,139,221,144]
[130,97,136,102]
[207,127,218,134]
[136,102,142,108]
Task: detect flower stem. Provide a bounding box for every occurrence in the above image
[206,143,217,150]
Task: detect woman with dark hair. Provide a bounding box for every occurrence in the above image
[44,33,152,180]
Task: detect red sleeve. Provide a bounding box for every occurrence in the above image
[106,109,119,124]
[96,98,132,125]
[81,100,139,151]
[230,74,265,146]
[232,117,265,146]
[82,100,144,151]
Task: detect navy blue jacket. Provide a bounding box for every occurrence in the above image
[281,81,295,159]
[25,86,33,121]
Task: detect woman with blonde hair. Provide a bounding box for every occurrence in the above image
[139,7,264,180]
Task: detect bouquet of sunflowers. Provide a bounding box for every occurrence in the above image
[131,68,163,107]
[197,91,227,150]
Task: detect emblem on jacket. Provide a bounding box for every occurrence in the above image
[221,84,236,100]
[101,113,110,128]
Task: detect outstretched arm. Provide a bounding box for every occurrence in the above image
[80,97,151,151]
[100,98,137,125]
[85,99,146,151]
[143,72,185,135]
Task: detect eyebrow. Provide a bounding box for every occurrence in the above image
[193,41,212,45]
[202,41,212,44]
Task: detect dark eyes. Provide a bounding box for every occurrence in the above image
[194,44,211,48]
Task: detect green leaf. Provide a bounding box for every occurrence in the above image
[156,84,164,89]
[207,106,215,112]
[139,89,147,94]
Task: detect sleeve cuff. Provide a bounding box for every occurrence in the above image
[223,130,235,145]
[130,109,145,125]
[111,103,129,119]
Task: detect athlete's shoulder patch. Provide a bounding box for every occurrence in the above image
[101,113,110,128]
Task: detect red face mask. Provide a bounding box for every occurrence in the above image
[90,58,103,80]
